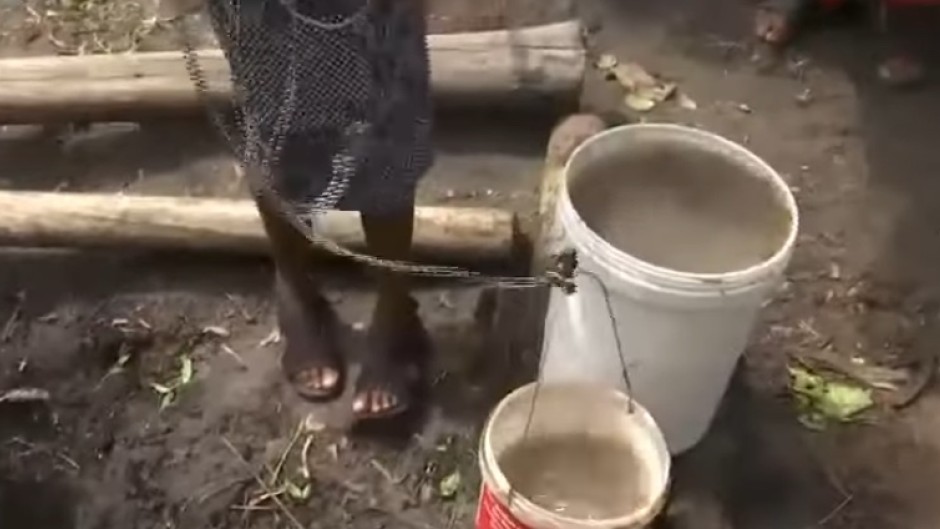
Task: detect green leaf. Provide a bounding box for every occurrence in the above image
[819,381,873,420]
[789,366,874,428]
[438,470,461,499]
[179,357,194,385]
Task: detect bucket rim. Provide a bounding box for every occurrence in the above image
[559,123,799,292]
[479,382,672,528]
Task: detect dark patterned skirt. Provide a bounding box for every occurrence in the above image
[207,0,434,214]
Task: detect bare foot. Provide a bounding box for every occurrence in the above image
[752,1,806,72]
[352,304,428,420]
[755,5,794,45]
[277,274,345,401]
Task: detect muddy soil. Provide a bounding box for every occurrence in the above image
[2,0,940,528]
[0,1,561,528]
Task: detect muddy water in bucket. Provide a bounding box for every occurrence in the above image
[498,435,650,520]
[477,384,671,529]
[569,143,791,273]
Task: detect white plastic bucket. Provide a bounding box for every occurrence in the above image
[540,124,798,454]
[476,383,671,529]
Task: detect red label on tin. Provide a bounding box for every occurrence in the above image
[476,484,531,529]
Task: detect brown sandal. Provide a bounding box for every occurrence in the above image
[276,274,346,401]
[351,303,429,421]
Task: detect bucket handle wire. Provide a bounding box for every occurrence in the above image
[580,269,635,413]
[507,255,636,511]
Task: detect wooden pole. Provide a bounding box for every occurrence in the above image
[0,21,585,124]
[0,191,518,265]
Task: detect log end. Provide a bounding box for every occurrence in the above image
[545,113,608,169]
[532,113,608,275]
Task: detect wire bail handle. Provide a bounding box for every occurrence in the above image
[506,248,636,510]
[541,248,635,408]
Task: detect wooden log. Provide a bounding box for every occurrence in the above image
[0,21,585,124]
[0,191,517,265]
[531,113,607,275]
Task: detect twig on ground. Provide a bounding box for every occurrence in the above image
[220,343,249,370]
[1,297,24,342]
[792,348,938,409]
[814,459,853,527]
[202,326,231,338]
[248,485,288,506]
[790,350,907,391]
[0,387,50,404]
[56,451,80,471]
[5,436,39,456]
[300,434,314,481]
[370,459,398,484]
[271,421,304,485]
[225,293,255,322]
[221,437,306,529]
[259,328,281,347]
[181,476,252,513]
[817,493,853,526]
[230,505,276,512]
[890,354,938,409]
[304,460,432,529]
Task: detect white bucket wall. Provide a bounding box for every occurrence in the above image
[540,124,798,454]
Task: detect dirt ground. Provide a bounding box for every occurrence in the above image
[2,0,940,528]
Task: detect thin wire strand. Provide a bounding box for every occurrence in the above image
[581,269,634,412]
[506,285,550,510]
[508,268,634,511]
[278,0,372,29]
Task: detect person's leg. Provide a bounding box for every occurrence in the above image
[875,4,927,87]
[256,193,345,400]
[755,0,812,46]
[352,205,428,419]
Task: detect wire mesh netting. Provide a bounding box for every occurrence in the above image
[174,0,563,287]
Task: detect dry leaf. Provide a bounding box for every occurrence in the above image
[286,481,312,502]
[259,328,281,347]
[149,382,173,394]
[625,92,656,112]
[610,62,658,91]
[179,357,194,385]
[202,326,230,338]
[595,53,618,70]
[439,470,461,499]
[677,91,698,110]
